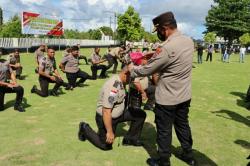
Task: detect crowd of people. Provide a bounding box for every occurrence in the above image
[196,44,247,64]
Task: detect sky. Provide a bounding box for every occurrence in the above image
[0,0,214,39]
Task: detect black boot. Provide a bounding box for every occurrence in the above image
[146,158,170,166]
[14,105,25,112]
[78,122,87,141]
[177,150,197,166]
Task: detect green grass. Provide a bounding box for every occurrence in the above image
[0,49,249,166]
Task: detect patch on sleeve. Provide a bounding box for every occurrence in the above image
[108,90,118,104]
[108,89,118,104]
[113,80,120,88]
[108,96,115,104]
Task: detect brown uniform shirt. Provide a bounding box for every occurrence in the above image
[8,54,20,64]
[96,75,126,118]
[60,54,79,73]
[39,57,57,76]
[0,60,12,82]
[91,52,101,64]
[35,49,45,64]
[131,31,194,105]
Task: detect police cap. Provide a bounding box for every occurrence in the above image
[152,11,176,32]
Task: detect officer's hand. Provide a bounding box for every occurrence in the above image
[106,131,115,144]
[7,83,18,88]
[50,76,56,81]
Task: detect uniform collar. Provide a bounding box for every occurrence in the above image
[161,30,182,45]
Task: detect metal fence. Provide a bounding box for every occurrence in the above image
[0,38,118,48]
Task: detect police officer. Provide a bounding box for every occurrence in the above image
[8,49,23,79]
[35,44,46,66]
[31,47,68,97]
[0,56,25,112]
[105,46,125,74]
[129,12,196,166]
[90,47,107,79]
[59,46,92,89]
[78,66,146,150]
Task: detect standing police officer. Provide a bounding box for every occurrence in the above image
[59,46,92,89]
[129,12,196,166]
[31,48,68,97]
[0,56,25,112]
[78,66,146,150]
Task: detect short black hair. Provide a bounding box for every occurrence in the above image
[71,45,79,51]
[47,46,55,50]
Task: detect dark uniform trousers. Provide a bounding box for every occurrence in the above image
[145,83,156,108]
[105,54,118,74]
[66,70,91,87]
[82,108,146,150]
[0,86,24,110]
[33,76,65,97]
[90,64,107,80]
[155,100,193,160]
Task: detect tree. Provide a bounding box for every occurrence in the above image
[100,26,113,37]
[239,33,250,46]
[204,32,217,44]
[63,29,81,39]
[205,0,250,45]
[88,29,102,40]
[143,31,159,43]
[117,6,144,42]
[0,14,25,38]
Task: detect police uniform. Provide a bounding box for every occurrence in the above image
[106,47,120,74]
[90,52,107,79]
[0,59,24,112]
[8,54,22,78]
[32,56,66,97]
[78,75,146,150]
[131,11,195,166]
[35,48,45,65]
[61,54,92,88]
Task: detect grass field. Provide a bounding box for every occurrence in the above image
[0,48,249,166]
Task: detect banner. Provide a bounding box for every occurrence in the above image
[22,11,63,36]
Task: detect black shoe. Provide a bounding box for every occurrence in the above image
[0,107,4,111]
[146,158,170,166]
[122,138,144,146]
[50,90,59,96]
[65,85,73,90]
[14,105,25,112]
[78,122,87,141]
[178,152,197,166]
[31,85,37,93]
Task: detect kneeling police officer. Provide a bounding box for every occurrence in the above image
[78,66,146,150]
[0,57,25,112]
